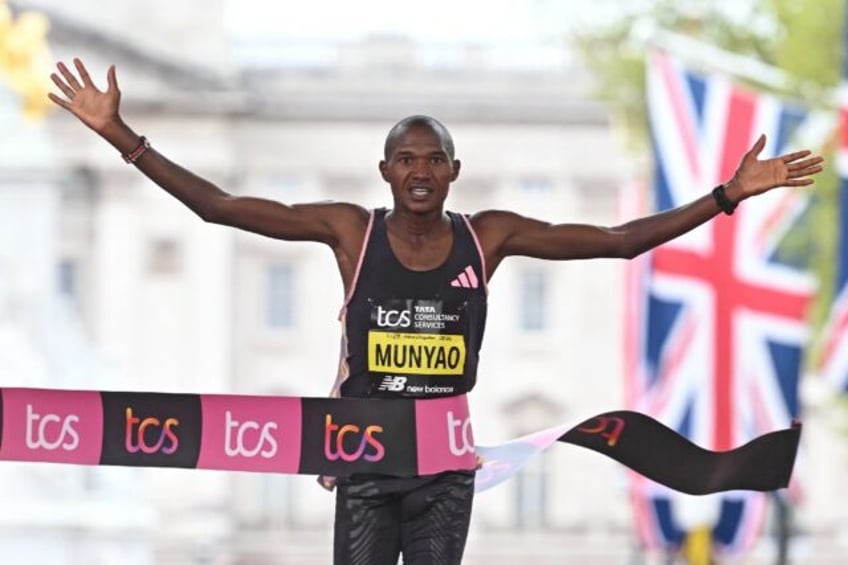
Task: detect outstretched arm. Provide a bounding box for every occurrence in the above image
[471,134,823,276]
[48,58,364,246]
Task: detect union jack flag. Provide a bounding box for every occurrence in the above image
[815,85,848,392]
[625,52,815,554]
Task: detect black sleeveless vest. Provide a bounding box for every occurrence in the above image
[336,208,488,399]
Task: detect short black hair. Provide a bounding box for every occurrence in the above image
[383,115,456,161]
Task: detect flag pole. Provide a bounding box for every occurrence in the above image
[632,23,796,90]
[634,23,839,112]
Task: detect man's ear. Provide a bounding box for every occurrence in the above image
[451,160,461,182]
[379,160,390,182]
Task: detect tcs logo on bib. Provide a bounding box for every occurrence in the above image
[375,306,411,328]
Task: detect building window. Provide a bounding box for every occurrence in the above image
[265,263,295,329]
[519,177,552,195]
[57,258,79,308]
[261,475,294,527]
[147,238,182,275]
[259,174,302,200]
[514,457,549,529]
[519,268,548,331]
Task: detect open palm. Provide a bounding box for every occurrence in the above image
[731,134,823,198]
[48,58,121,133]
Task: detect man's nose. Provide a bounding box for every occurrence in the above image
[411,159,431,177]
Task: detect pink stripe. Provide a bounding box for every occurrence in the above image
[451,280,461,287]
[621,180,648,410]
[197,394,301,473]
[839,107,848,176]
[340,209,375,316]
[460,214,488,294]
[329,330,350,398]
[334,209,373,394]
[719,83,756,182]
[464,265,478,288]
[628,473,659,548]
[655,52,701,180]
[518,423,572,449]
[648,314,697,415]
[754,192,797,253]
[623,256,645,409]
[458,272,470,288]
[415,395,477,475]
[0,388,103,465]
[820,298,848,371]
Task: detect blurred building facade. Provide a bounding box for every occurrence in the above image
[3,1,847,564]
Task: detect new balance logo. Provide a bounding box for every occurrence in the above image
[377,376,407,392]
[449,266,479,289]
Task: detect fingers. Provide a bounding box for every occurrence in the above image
[785,155,824,183]
[51,59,86,101]
[50,71,75,100]
[788,164,824,180]
[781,149,812,163]
[73,57,94,87]
[107,65,118,91]
[50,58,110,106]
[57,61,83,91]
[782,155,823,187]
[787,155,824,174]
[747,134,766,159]
[784,178,816,187]
[47,92,71,110]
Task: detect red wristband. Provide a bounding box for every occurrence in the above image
[122,136,150,164]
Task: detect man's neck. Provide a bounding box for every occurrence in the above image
[386,209,450,240]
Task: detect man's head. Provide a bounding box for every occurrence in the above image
[383,115,456,161]
[380,115,461,214]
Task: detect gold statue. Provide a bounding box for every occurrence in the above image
[0,0,53,119]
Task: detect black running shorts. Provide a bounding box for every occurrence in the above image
[333,470,475,565]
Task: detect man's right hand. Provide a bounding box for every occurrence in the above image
[46,57,368,289]
[48,58,121,134]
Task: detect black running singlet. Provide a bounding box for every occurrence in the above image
[336,208,488,399]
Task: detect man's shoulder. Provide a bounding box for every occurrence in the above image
[308,201,371,222]
[467,209,521,228]
[311,200,370,213]
[463,210,527,252]
[300,201,371,248]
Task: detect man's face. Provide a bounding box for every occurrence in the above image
[379,125,460,214]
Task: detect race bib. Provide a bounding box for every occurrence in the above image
[367,299,468,394]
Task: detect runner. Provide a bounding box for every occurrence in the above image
[48,58,823,565]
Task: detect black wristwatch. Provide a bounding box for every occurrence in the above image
[711,184,737,215]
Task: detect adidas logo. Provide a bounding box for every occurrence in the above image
[450,265,479,289]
